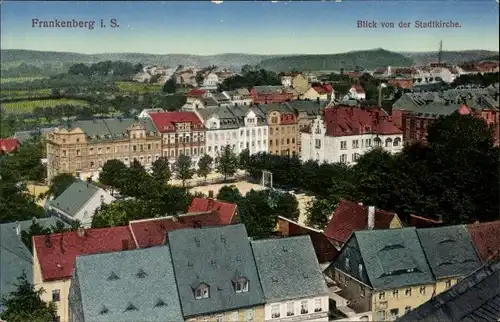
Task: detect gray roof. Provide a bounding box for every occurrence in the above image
[256,103,295,115]
[66,118,158,142]
[396,259,500,322]
[74,246,183,322]
[196,107,240,129]
[14,127,57,143]
[0,218,66,299]
[251,235,328,301]
[211,92,230,102]
[417,225,482,279]
[231,105,268,126]
[202,97,219,108]
[285,101,323,117]
[253,85,285,95]
[167,224,265,317]
[355,228,435,290]
[48,181,99,217]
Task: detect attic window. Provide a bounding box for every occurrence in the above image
[235,277,249,293]
[107,272,120,281]
[195,283,210,299]
[124,303,138,312]
[136,269,147,278]
[155,299,167,307]
[99,306,109,315]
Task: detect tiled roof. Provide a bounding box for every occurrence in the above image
[355,228,435,290]
[467,221,500,263]
[33,226,137,282]
[312,84,333,94]
[67,118,158,142]
[351,85,365,93]
[322,107,402,137]
[188,198,237,225]
[196,107,240,130]
[149,111,204,133]
[128,212,223,249]
[396,259,500,322]
[323,200,398,243]
[408,214,442,228]
[251,235,329,301]
[47,181,99,218]
[0,138,20,153]
[253,85,284,95]
[167,224,265,317]
[417,225,482,279]
[276,216,338,263]
[186,88,207,97]
[73,246,183,322]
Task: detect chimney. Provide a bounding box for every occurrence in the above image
[122,239,129,250]
[368,206,375,230]
[77,227,85,237]
[44,235,52,248]
[208,190,214,198]
[15,221,21,236]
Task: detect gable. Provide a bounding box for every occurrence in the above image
[328,236,372,287]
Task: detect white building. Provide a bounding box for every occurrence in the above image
[251,236,330,322]
[223,89,254,106]
[281,76,293,88]
[137,108,165,119]
[201,72,220,91]
[301,107,403,165]
[348,85,366,100]
[231,105,269,155]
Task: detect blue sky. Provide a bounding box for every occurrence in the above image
[1,1,498,54]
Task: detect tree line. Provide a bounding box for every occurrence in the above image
[218,66,282,91]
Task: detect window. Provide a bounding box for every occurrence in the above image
[366,139,372,147]
[445,280,452,288]
[314,298,322,312]
[393,290,399,298]
[405,288,412,296]
[195,284,209,299]
[405,306,412,314]
[76,149,81,156]
[390,308,399,319]
[235,277,249,293]
[271,303,280,318]
[352,153,360,162]
[340,154,347,163]
[287,302,294,316]
[394,137,401,146]
[215,315,223,322]
[376,311,386,321]
[378,292,385,300]
[352,139,359,148]
[315,139,321,148]
[246,309,254,322]
[62,150,67,157]
[300,300,308,314]
[52,289,60,302]
[345,257,350,270]
[385,138,393,147]
[230,312,238,322]
[340,141,347,149]
[360,285,365,297]
[419,286,426,295]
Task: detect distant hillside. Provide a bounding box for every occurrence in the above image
[257,49,415,72]
[0,50,275,69]
[401,50,499,65]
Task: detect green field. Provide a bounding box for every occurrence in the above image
[0,76,46,84]
[1,98,89,114]
[1,88,52,98]
[116,81,163,93]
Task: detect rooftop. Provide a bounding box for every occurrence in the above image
[467,221,500,263]
[47,181,100,218]
[187,198,237,225]
[0,138,20,153]
[149,111,204,133]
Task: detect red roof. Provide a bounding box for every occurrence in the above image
[467,221,500,263]
[408,214,442,228]
[351,85,365,94]
[33,227,137,282]
[129,212,223,248]
[323,200,398,243]
[312,84,333,94]
[149,112,204,133]
[0,138,20,153]
[188,197,237,225]
[322,107,402,137]
[186,88,207,97]
[277,217,338,263]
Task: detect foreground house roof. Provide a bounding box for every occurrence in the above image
[33,226,137,282]
[467,221,500,263]
[166,224,265,317]
[323,200,400,243]
[47,181,100,218]
[396,259,500,322]
[408,214,442,228]
[73,246,183,322]
[251,235,329,302]
[187,197,237,225]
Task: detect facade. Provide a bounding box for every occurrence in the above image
[223,89,253,107]
[250,86,295,104]
[46,118,162,182]
[46,181,115,228]
[69,246,184,322]
[251,236,329,322]
[231,105,269,155]
[285,101,323,155]
[302,84,334,101]
[167,224,266,322]
[202,72,220,91]
[323,200,403,250]
[33,226,137,322]
[257,103,299,157]
[194,106,240,160]
[300,107,403,165]
[149,111,206,167]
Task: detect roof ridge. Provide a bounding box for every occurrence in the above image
[277,216,323,233]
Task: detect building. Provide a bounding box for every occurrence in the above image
[193,106,240,160]
[302,84,335,101]
[137,108,164,119]
[202,72,220,91]
[285,101,323,155]
[251,236,330,322]
[211,92,232,107]
[281,75,292,88]
[291,74,310,94]
[188,197,239,224]
[257,103,299,156]
[166,224,266,321]
[388,78,413,90]
[231,105,269,155]
[276,216,338,264]
[45,181,115,228]
[396,259,500,322]
[69,246,184,322]
[323,200,403,250]
[33,226,137,322]
[348,85,366,100]
[186,88,209,103]
[300,107,403,165]
[0,138,20,154]
[222,89,253,107]
[466,220,500,263]
[324,228,436,321]
[14,127,57,144]
[250,86,295,104]
[46,118,162,182]
[149,112,206,167]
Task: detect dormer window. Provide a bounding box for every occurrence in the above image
[195,283,210,299]
[235,277,249,293]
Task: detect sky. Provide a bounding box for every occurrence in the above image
[1,0,499,55]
